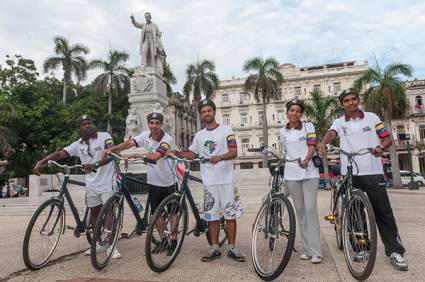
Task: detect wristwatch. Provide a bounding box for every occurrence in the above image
[219,155,225,161]
[94,162,100,168]
[378,145,385,151]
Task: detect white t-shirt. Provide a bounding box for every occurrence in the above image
[330,111,389,176]
[133,130,176,187]
[63,132,116,192]
[189,124,237,186]
[280,122,320,181]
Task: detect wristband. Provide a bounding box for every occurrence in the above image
[95,162,100,168]
[219,155,225,161]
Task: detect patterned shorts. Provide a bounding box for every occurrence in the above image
[203,184,243,222]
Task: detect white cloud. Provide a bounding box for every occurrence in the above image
[1,0,424,91]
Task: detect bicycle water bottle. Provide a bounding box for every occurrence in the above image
[133,197,144,213]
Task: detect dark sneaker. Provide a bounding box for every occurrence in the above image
[167,240,177,256]
[151,238,168,254]
[227,248,246,262]
[390,253,408,271]
[201,248,221,262]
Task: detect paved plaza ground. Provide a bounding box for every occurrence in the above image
[0,171,424,282]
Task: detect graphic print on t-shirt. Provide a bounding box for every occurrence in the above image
[203,140,220,156]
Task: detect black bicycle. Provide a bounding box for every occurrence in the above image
[324,147,377,281]
[145,154,228,273]
[90,152,156,270]
[23,161,92,270]
[249,146,297,281]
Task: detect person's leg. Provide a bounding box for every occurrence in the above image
[302,178,322,260]
[201,185,221,262]
[287,180,309,256]
[84,189,103,255]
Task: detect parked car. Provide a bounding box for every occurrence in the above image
[400,170,425,186]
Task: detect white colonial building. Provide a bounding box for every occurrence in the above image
[212,61,369,169]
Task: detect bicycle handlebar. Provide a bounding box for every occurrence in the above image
[328,146,373,157]
[165,153,210,164]
[47,160,83,170]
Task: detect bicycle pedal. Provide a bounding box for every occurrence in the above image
[325,213,335,222]
[121,233,130,239]
[358,239,367,245]
[65,225,74,230]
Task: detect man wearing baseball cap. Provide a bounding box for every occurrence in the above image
[318,88,408,271]
[33,115,121,259]
[175,98,245,263]
[102,111,178,255]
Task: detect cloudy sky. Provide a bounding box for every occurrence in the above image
[1,0,424,92]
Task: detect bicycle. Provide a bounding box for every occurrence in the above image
[90,152,156,270]
[144,153,228,273]
[23,161,92,270]
[248,146,297,281]
[324,146,377,281]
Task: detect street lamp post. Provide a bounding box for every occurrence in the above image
[404,135,419,190]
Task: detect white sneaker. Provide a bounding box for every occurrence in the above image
[311,255,322,264]
[300,253,311,260]
[107,246,122,259]
[84,243,105,256]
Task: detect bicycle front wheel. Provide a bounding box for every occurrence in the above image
[91,195,123,270]
[145,194,188,273]
[251,194,296,281]
[342,189,377,281]
[23,198,65,270]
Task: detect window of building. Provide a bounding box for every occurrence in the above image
[328,86,331,93]
[241,138,250,152]
[276,109,285,123]
[222,93,229,102]
[259,137,264,147]
[276,88,282,100]
[419,125,425,140]
[258,111,263,125]
[304,88,306,95]
[223,114,230,125]
[240,92,249,101]
[416,95,423,106]
[295,86,301,95]
[397,125,406,140]
[278,136,282,150]
[333,82,341,93]
[240,112,248,125]
[313,84,321,92]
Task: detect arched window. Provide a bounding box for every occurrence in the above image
[416,95,423,106]
[397,125,406,140]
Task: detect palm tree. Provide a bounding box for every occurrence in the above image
[183,59,219,128]
[90,50,130,133]
[305,89,344,188]
[43,36,90,106]
[163,62,177,94]
[243,57,283,167]
[0,101,16,156]
[354,60,413,188]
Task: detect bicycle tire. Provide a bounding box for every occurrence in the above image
[85,207,93,245]
[206,216,228,247]
[145,194,188,273]
[342,189,377,281]
[91,195,123,270]
[23,198,65,270]
[335,196,343,250]
[251,194,296,281]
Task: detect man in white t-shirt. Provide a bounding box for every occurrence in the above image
[175,99,245,263]
[318,88,408,271]
[33,115,121,259]
[102,112,178,255]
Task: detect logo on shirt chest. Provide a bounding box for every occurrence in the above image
[203,140,217,154]
[299,136,306,141]
[363,126,372,132]
[342,126,348,136]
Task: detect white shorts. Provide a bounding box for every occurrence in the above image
[203,184,243,222]
[85,189,114,208]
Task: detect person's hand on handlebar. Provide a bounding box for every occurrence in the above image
[209,156,221,164]
[32,162,45,176]
[372,146,384,157]
[82,164,97,173]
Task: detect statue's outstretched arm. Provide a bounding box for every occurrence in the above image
[130,15,143,29]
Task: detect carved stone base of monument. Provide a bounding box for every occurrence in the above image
[120,147,149,174]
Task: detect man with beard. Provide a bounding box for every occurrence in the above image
[32,115,121,259]
[174,99,245,262]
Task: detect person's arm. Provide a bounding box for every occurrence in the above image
[304,125,317,167]
[317,130,337,155]
[373,121,392,157]
[174,150,198,160]
[101,139,136,156]
[130,15,143,28]
[33,150,69,176]
[210,133,238,164]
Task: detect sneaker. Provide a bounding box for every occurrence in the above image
[107,246,122,259]
[84,243,105,256]
[151,238,168,254]
[300,253,311,260]
[390,253,408,271]
[311,255,322,264]
[227,248,246,262]
[354,251,367,262]
[201,248,221,262]
[167,240,177,256]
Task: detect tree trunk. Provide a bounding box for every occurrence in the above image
[383,111,402,188]
[262,97,268,168]
[62,80,68,106]
[107,90,112,133]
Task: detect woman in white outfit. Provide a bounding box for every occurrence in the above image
[280,99,322,264]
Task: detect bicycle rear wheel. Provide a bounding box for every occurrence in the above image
[206,216,228,247]
[91,195,123,270]
[84,207,93,245]
[342,189,377,281]
[251,194,296,281]
[145,194,188,273]
[23,198,65,270]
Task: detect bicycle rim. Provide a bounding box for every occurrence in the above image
[23,199,65,270]
[145,194,188,273]
[342,190,377,281]
[251,195,296,281]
